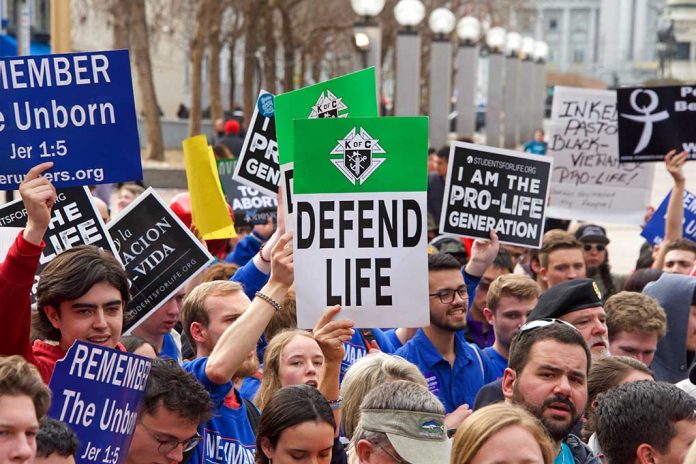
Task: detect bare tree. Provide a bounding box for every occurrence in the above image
[188,0,212,137]
[208,0,228,124]
[242,0,266,128]
[130,0,165,160]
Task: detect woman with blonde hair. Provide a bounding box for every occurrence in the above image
[451,403,555,464]
[255,306,353,412]
[340,352,427,440]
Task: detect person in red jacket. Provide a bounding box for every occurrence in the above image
[0,162,130,383]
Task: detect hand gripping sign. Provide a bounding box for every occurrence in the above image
[618,85,696,162]
[293,116,429,329]
[0,50,142,189]
[48,341,151,464]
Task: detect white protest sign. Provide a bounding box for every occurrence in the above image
[547,86,654,224]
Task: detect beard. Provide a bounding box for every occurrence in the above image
[430,303,468,332]
[512,384,581,442]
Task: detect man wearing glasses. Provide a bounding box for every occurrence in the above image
[126,359,212,464]
[502,319,600,464]
[395,232,500,419]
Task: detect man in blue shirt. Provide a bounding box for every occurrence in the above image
[180,233,294,464]
[395,231,500,415]
[502,320,598,464]
[482,274,539,379]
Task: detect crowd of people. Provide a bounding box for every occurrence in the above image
[0,133,695,464]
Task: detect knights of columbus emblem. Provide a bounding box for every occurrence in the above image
[330,127,386,185]
[309,90,348,118]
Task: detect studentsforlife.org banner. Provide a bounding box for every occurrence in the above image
[293,116,429,329]
[546,86,654,225]
[232,90,279,197]
[108,188,214,334]
[439,142,552,249]
[48,341,151,464]
[0,186,119,302]
[274,68,377,218]
[618,85,696,162]
[0,50,142,189]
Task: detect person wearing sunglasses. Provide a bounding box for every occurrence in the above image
[575,224,625,299]
[126,359,212,464]
[502,319,599,464]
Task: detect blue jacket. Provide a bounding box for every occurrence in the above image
[395,329,495,413]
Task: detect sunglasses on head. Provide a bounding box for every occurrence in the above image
[519,318,578,335]
[583,244,606,252]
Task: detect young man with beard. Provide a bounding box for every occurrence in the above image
[180,233,294,464]
[395,232,500,416]
[0,163,130,383]
[502,320,599,464]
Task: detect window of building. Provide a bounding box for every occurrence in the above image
[549,18,558,31]
[573,49,585,63]
[675,42,691,60]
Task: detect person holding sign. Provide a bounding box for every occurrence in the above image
[0,162,130,383]
[180,232,294,464]
[395,231,500,416]
[0,355,51,464]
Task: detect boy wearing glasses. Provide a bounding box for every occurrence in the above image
[126,359,212,464]
[575,224,625,299]
[395,232,500,417]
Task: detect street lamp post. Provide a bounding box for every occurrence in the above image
[454,16,481,139]
[485,27,506,148]
[351,0,386,100]
[428,7,455,149]
[394,0,425,116]
[533,40,549,135]
[517,36,536,143]
[503,32,521,148]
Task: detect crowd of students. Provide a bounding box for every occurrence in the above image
[0,144,695,464]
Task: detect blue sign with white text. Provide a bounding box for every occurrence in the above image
[0,50,142,189]
[641,189,696,245]
[48,341,151,464]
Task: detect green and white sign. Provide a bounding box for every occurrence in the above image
[293,116,429,329]
[274,68,377,220]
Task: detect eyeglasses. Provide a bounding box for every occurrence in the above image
[519,318,578,335]
[429,285,468,304]
[139,421,201,454]
[375,442,410,464]
[583,244,606,252]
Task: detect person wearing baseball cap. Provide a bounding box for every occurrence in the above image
[527,278,608,358]
[575,224,625,299]
[351,380,451,464]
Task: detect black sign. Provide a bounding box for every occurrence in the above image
[618,85,696,162]
[108,189,213,333]
[233,90,279,196]
[440,143,552,248]
[219,159,278,228]
[0,186,117,301]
